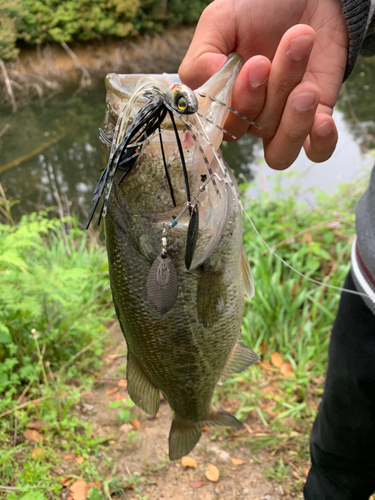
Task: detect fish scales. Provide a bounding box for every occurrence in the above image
[106,181,243,417]
[99,54,260,459]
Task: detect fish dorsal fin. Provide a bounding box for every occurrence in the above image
[241,247,255,300]
[222,342,260,379]
[197,263,227,327]
[127,352,160,417]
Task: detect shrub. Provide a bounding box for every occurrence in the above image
[0,0,22,60]
[0,210,114,409]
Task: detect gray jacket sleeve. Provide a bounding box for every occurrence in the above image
[341,0,375,79]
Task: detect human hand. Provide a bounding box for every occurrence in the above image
[179,0,349,169]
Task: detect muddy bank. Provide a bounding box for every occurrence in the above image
[0,27,195,111]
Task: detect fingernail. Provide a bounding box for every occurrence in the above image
[315,120,332,137]
[292,92,316,112]
[249,61,269,88]
[287,35,314,61]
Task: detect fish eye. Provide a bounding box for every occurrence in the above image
[177,96,188,111]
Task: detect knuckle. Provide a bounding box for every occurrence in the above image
[276,77,302,98]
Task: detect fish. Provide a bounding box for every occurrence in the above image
[90,53,260,460]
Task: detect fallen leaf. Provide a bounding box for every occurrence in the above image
[63,454,74,460]
[28,420,46,430]
[61,439,68,444]
[260,341,266,353]
[280,362,295,377]
[201,427,209,432]
[106,387,118,395]
[32,447,43,459]
[292,471,300,479]
[76,456,85,464]
[88,481,102,489]
[271,352,283,368]
[23,429,43,442]
[181,456,197,468]
[303,233,312,244]
[124,483,135,490]
[109,440,116,445]
[112,391,126,401]
[62,477,73,487]
[117,379,127,388]
[205,463,219,482]
[230,458,245,466]
[70,480,89,500]
[304,466,311,477]
[262,360,272,370]
[327,221,341,229]
[131,418,141,430]
[190,480,205,489]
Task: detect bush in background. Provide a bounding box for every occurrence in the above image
[0,0,23,60]
[0,0,212,61]
[0,210,114,411]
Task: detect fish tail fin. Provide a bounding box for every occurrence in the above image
[169,418,201,461]
[168,408,243,460]
[208,406,244,429]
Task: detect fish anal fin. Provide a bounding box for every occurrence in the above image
[169,419,201,460]
[197,264,227,327]
[241,247,255,300]
[222,342,260,379]
[127,352,160,417]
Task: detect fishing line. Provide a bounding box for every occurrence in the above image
[241,207,375,301]
[192,94,375,302]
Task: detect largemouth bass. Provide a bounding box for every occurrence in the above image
[92,54,259,460]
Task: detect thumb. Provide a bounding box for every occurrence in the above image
[179,52,228,89]
[178,1,236,89]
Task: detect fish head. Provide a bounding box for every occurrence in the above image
[101,54,243,269]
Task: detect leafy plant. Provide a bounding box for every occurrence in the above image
[0,209,114,408]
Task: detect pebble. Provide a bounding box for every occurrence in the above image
[119,423,133,434]
[208,445,231,463]
[243,488,250,495]
[82,403,94,411]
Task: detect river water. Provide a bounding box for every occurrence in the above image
[0,57,374,221]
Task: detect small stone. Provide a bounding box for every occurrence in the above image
[243,488,250,495]
[82,404,94,412]
[208,445,230,463]
[119,423,133,434]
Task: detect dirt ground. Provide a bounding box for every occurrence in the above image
[74,326,301,500]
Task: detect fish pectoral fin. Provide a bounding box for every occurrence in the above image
[169,419,202,461]
[197,265,227,327]
[222,342,260,379]
[241,246,255,300]
[127,352,160,417]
